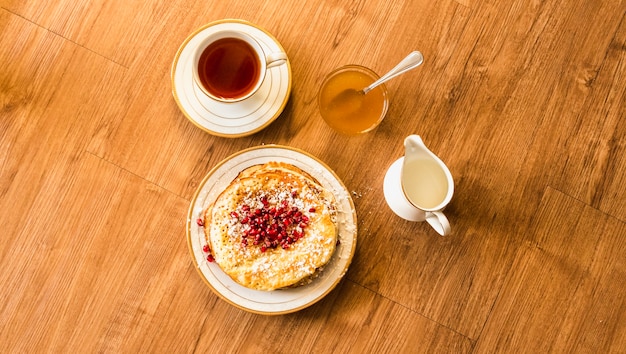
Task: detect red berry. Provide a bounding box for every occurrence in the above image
[196,218,205,227]
[234,198,312,251]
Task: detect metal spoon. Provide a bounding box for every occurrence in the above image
[362,51,424,94]
[331,51,424,112]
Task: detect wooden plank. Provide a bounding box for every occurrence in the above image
[0,152,191,352]
[169,281,473,353]
[475,187,626,352]
[0,8,128,257]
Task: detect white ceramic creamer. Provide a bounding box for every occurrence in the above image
[383,135,454,236]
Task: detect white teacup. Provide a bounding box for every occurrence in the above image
[383,136,454,236]
[192,30,287,102]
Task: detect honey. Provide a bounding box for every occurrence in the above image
[318,65,388,135]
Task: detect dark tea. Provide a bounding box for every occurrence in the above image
[197,37,261,100]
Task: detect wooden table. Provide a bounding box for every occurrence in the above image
[1,0,625,352]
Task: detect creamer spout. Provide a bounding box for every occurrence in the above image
[404,135,429,159]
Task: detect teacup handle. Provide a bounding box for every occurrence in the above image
[266,52,287,68]
[425,211,451,236]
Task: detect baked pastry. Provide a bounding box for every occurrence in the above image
[203,161,338,291]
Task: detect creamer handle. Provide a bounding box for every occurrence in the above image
[425,211,451,236]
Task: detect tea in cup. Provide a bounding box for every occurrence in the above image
[192,30,287,102]
[383,135,454,236]
[318,65,389,135]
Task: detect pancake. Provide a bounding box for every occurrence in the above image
[203,161,338,291]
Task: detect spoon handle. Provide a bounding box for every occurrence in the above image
[362,51,424,94]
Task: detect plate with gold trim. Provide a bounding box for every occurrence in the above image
[172,19,292,138]
[186,145,357,314]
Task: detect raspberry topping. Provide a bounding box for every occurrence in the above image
[231,197,313,251]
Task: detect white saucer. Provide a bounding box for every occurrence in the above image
[383,158,425,221]
[171,20,292,137]
[187,145,357,315]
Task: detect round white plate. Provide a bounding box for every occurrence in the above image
[187,145,357,314]
[172,19,292,137]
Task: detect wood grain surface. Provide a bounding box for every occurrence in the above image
[1,0,624,352]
